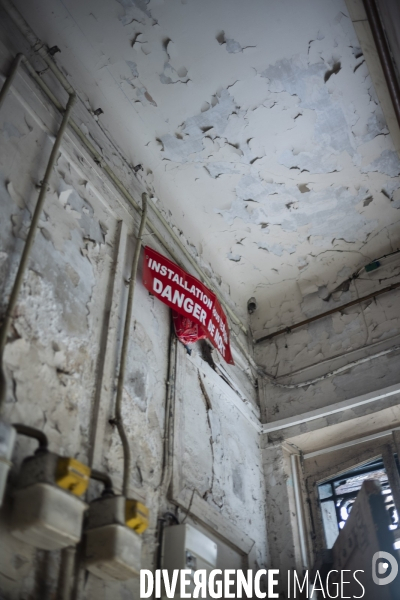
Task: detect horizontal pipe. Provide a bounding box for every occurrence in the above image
[363,0,400,127]
[275,331,400,380]
[13,423,48,449]
[255,281,400,344]
[259,343,400,389]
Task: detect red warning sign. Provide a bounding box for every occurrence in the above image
[143,246,234,364]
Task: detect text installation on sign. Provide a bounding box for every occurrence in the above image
[143,247,234,364]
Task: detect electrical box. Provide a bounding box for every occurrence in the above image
[11,482,88,550]
[85,495,147,581]
[0,421,16,508]
[10,451,88,550]
[162,523,218,595]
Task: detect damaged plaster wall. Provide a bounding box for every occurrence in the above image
[255,255,400,575]
[2,0,400,586]
[255,252,400,579]
[255,254,400,422]
[0,22,269,600]
[172,349,268,570]
[0,83,123,596]
[261,442,303,589]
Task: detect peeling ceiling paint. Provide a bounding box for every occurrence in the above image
[12,0,400,333]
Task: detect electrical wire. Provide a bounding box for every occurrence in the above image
[258,344,400,389]
[353,278,369,346]
[352,248,400,279]
[181,488,197,524]
[256,253,400,387]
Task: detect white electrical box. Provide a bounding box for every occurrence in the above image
[0,421,16,508]
[11,482,88,550]
[84,495,143,581]
[162,523,217,597]
[85,523,142,581]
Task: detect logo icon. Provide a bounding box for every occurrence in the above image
[372,551,398,585]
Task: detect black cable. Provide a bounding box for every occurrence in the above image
[90,469,114,493]
[13,423,48,450]
[163,511,179,524]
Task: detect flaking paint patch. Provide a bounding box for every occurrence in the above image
[216,31,255,54]
[257,242,296,257]
[205,162,240,178]
[126,60,139,78]
[216,175,378,244]
[159,90,243,162]
[260,57,355,165]
[362,149,400,177]
[159,62,189,85]
[10,0,400,337]
[116,0,152,23]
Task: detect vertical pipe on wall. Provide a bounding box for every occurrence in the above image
[57,546,76,600]
[290,453,309,570]
[159,319,177,501]
[0,53,23,110]
[113,193,148,497]
[0,88,76,410]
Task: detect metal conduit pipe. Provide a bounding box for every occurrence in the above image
[57,546,76,600]
[113,193,148,497]
[0,73,75,410]
[258,343,400,389]
[159,321,178,500]
[275,333,400,381]
[255,280,400,344]
[275,331,400,380]
[0,0,248,344]
[0,52,23,110]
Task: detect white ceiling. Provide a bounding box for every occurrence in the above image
[13,0,400,336]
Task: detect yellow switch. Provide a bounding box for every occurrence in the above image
[55,457,91,497]
[125,500,149,534]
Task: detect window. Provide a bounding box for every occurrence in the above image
[318,458,399,549]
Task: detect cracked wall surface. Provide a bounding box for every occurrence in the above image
[173,354,268,569]
[255,254,400,422]
[0,24,270,597]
